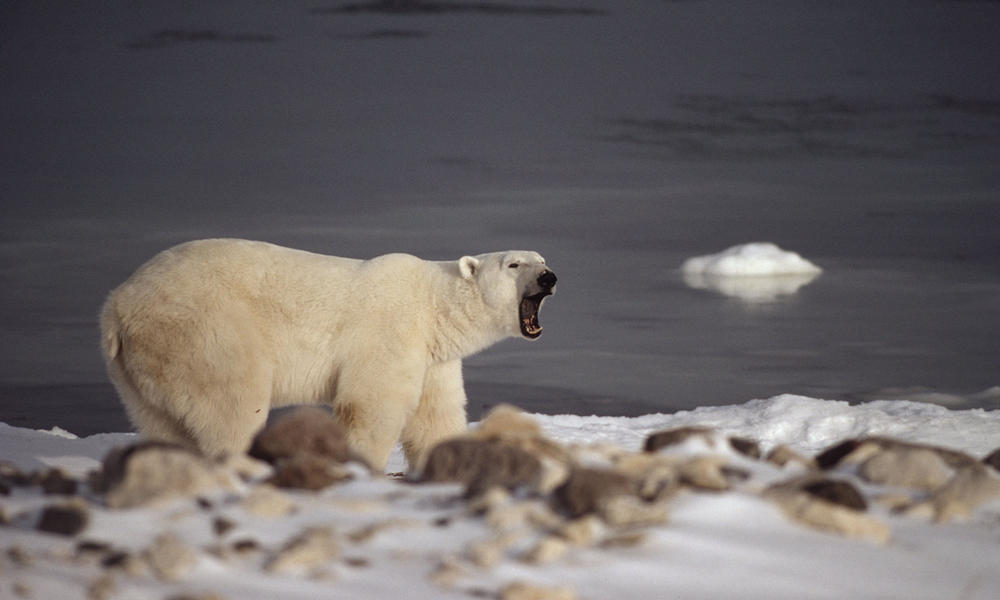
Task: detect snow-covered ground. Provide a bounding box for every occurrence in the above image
[3,395,999,600]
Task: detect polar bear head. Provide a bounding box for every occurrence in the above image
[459,250,557,340]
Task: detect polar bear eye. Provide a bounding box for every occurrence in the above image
[508,263,519,269]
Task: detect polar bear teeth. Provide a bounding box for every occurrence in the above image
[519,293,546,339]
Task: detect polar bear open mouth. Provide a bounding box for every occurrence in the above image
[519,292,550,339]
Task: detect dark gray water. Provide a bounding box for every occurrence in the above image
[2,1,999,435]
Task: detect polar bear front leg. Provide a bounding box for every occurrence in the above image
[332,360,425,471]
[401,359,469,472]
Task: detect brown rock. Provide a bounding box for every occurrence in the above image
[266,526,339,573]
[420,438,542,494]
[474,404,544,440]
[916,464,1000,522]
[241,484,297,516]
[643,426,716,453]
[553,467,634,519]
[87,573,116,600]
[99,442,234,508]
[267,454,353,491]
[816,437,979,471]
[644,427,759,459]
[145,532,197,581]
[766,445,815,469]
[500,581,576,600]
[800,479,867,511]
[858,446,953,491]
[39,468,78,496]
[37,498,89,536]
[249,407,352,465]
[765,475,889,544]
[0,461,34,486]
[983,447,1000,472]
[678,455,746,491]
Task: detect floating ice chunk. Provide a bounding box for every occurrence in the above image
[681,243,822,302]
[682,242,822,277]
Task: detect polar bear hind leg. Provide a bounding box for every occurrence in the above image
[333,359,427,471]
[401,359,469,471]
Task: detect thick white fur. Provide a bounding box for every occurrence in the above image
[99,239,552,470]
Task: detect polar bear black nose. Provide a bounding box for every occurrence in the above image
[537,269,557,290]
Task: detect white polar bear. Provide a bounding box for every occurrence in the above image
[99,239,557,470]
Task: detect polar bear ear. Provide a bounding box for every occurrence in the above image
[459,256,480,280]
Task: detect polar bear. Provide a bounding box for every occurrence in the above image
[99,239,556,470]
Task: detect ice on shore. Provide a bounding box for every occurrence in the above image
[682,242,822,301]
[1,394,999,600]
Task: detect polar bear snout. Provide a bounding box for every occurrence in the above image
[537,269,557,291]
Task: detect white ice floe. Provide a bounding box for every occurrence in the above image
[682,242,823,301]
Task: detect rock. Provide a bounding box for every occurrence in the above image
[266,526,339,574]
[643,426,716,453]
[267,454,354,490]
[467,405,572,493]
[553,467,634,519]
[766,445,815,469]
[420,438,542,493]
[467,532,521,567]
[99,442,234,509]
[36,498,89,536]
[728,436,761,459]
[212,517,236,537]
[913,464,1000,522]
[858,446,953,491]
[678,456,746,491]
[218,453,272,482]
[500,580,576,600]
[6,545,32,566]
[39,468,78,496]
[612,453,681,501]
[800,479,867,511]
[765,476,889,544]
[241,484,297,516]
[557,515,604,546]
[983,447,1000,472]
[428,555,468,588]
[145,532,197,581]
[644,426,760,458]
[0,461,34,486]
[87,573,116,600]
[249,407,352,465]
[599,495,669,528]
[816,437,979,472]
[474,404,544,440]
[522,535,568,564]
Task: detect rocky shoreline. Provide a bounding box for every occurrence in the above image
[3,404,1000,600]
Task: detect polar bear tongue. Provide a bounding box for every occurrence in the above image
[519,293,547,339]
